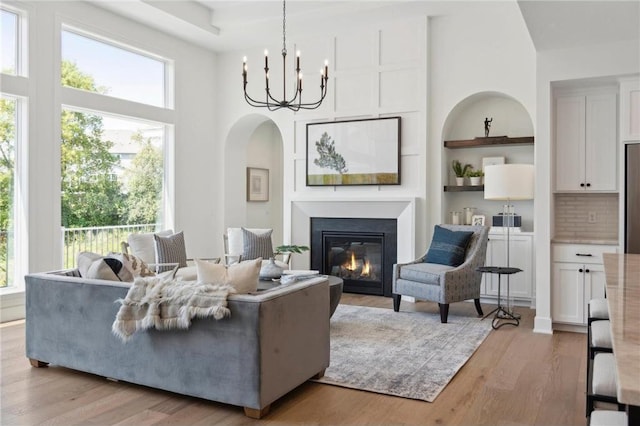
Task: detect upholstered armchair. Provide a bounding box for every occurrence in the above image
[392,224,490,323]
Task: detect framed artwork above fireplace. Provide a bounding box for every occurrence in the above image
[306,117,401,186]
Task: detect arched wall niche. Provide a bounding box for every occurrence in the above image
[441,91,536,231]
[442,91,533,140]
[223,113,284,246]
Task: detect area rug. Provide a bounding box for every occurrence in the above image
[313,304,493,402]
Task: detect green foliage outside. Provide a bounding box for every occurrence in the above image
[124,132,163,225]
[0,97,16,287]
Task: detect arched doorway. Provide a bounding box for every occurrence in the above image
[223,114,285,246]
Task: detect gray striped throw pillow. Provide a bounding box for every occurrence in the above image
[241,228,274,260]
[154,231,188,272]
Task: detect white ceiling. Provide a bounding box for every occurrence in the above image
[91,0,640,53]
[517,0,640,51]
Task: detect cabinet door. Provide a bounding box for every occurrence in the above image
[556,96,586,191]
[620,79,640,141]
[584,263,607,311]
[585,93,617,191]
[484,234,532,299]
[552,262,585,325]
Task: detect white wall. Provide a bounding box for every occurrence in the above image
[534,39,640,334]
[216,1,536,260]
[246,121,284,245]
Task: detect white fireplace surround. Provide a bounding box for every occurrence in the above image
[289,198,416,270]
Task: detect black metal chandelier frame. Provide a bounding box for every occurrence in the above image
[242,0,329,111]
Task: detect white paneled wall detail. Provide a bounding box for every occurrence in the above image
[293,16,427,199]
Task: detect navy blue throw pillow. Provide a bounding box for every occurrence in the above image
[424,225,474,267]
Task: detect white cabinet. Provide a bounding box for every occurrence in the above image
[480,231,533,303]
[555,92,617,192]
[551,243,616,326]
[620,78,640,141]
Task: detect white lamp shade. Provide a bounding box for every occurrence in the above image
[484,164,535,201]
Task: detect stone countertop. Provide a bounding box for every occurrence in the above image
[551,238,619,245]
[603,253,640,407]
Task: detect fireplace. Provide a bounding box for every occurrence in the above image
[310,218,397,296]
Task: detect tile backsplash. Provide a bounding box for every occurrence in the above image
[554,193,618,241]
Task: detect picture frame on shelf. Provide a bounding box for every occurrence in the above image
[246,167,269,202]
[471,214,486,226]
[482,156,505,172]
[306,117,401,186]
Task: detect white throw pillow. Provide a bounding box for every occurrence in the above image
[127,229,173,265]
[195,259,229,285]
[77,251,102,277]
[196,257,261,294]
[227,258,262,294]
[86,257,134,282]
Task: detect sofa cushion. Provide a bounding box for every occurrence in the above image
[86,257,134,282]
[127,229,174,265]
[196,257,261,294]
[77,251,102,277]
[154,231,188,272]
[399,262,455,285]
[242,228,274,261]
[425,225,473,267]
[107,252,155,278]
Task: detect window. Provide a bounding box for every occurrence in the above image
[0,95,17,287]
[60,108,167,266]
[1,8,19,75]
[59,27,173,266]
[61,29,167,107]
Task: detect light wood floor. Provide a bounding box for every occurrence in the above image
[1,295,587,426]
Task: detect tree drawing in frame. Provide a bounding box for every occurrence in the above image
[314,132,348,176]
[306,117,401,186]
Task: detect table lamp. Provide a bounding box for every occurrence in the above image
[484,164,535,316]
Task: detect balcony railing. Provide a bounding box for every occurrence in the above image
[62,224,158,269]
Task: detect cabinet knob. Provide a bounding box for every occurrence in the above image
[579,268,584,273]
[580,183,585,187]
[586,269,590,273]
[586,183,591,187]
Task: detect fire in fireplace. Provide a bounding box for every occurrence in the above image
[310,218,396,296]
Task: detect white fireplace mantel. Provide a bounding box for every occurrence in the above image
[289,198,416,270]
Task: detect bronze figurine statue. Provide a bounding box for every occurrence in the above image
[484,117,493,137]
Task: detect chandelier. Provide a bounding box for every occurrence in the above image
[242,0,329,111]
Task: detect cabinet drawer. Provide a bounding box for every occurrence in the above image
[552,244,618,264]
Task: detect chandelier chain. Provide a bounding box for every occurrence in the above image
[282,0,287,55]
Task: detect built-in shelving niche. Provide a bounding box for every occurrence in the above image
[441,92,535,230]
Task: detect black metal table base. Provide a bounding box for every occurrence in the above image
[477,266,523,330]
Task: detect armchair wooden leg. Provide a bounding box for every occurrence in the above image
[474,299,483,317]
[392,294,401,312]
[438,303,449,323]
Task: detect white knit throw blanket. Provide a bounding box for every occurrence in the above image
[112,276,235,342]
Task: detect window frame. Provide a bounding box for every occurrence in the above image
[1,4,28,77]
[61,25,174,110]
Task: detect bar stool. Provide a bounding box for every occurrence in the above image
[588,298,609,323]
[587,353,626,415]
[589,410,628,426]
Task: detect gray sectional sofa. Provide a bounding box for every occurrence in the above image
[25,270,330,418]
